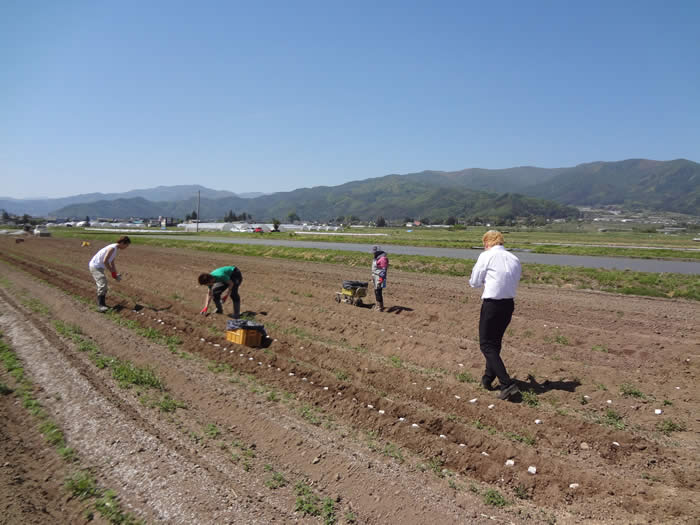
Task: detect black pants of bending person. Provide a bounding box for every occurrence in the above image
[479,298,515,387]
[211,268,243,317]
[374,287,383,304]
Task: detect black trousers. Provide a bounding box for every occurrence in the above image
[479,298,514,387]
[374,287,383,304]
[212,268,243,315]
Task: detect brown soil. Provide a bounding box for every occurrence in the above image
[0,236,698,524]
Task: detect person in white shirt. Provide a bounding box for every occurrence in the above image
[88,235,130,312]
[469,230,522,400]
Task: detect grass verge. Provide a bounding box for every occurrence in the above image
[0,332,142,524]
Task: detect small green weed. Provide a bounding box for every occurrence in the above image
[205,423,221,438]
[65,471,99,500]
[456,371,476,383]
[321,497,336,525]
[389,355,402,368]
[521,390,539,407]
[208,362,233,374]
[294,482,321,516]
[40,421,66,447]
[383,442,404,463]
[549,332,570,346]
[335,370,349,381]
[484,489,507,507]
[265,472,288,489]
[299,404,321,425]
[111,360,163,389]
[504,431,536,446]
[592,344,609,353]
[656,419,686,435]
[603,409,625,430]
[620,383,645,398]
[427,456,445,477]
[156,394,185,412]
[266,390,280,402]
[95,489,139,524]
[22,297,50,315]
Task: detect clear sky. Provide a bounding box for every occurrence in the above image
[1,1,699,199]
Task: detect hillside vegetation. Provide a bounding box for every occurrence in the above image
[5,158,698,220]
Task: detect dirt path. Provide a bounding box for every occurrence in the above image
[0,236,698,524]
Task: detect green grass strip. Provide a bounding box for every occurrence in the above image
[0,333,142,523]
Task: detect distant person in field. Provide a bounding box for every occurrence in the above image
[198,265,243,317]
[371,246,389,311]
[88,235,131,313]
[469,230,522,400]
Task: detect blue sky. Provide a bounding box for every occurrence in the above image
[1,1,698,199]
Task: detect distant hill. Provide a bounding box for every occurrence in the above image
[521,159,699,215]
[0,185,236,216]
[396,166,564,193]
[4,159,698,220]
[54,178,578,222]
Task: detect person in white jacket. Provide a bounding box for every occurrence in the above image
[469,230,522,400]
[88,236,130,312]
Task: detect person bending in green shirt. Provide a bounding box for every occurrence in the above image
[198,265,243,317]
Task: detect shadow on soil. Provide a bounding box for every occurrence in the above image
[236,310,267,318]
[114,302,173,313]
[385,305,414,314]
[516,374,582,395]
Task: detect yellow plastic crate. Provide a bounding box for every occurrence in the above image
[226,328,263,347]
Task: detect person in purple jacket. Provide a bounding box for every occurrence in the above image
[371,246,389,312]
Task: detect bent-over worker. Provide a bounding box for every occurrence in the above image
[198,265,243,317]
[88,235,130,313]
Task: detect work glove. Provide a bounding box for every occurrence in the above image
[200,307,208,315]
[378,277,383,284]
[111,271,120,280]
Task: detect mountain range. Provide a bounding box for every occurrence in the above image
[1,159,697,221]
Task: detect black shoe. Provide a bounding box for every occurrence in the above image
[214,309,223,314]
[481,376,495,391]
[497,383,520,400]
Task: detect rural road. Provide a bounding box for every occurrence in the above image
[150,235,700,274]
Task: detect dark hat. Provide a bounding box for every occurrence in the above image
[371,245,380,253]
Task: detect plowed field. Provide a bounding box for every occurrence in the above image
[1,236,698,524]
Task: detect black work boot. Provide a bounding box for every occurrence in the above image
[97,294,108,313]
[481,376,496,391]
[497,383,520,400]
